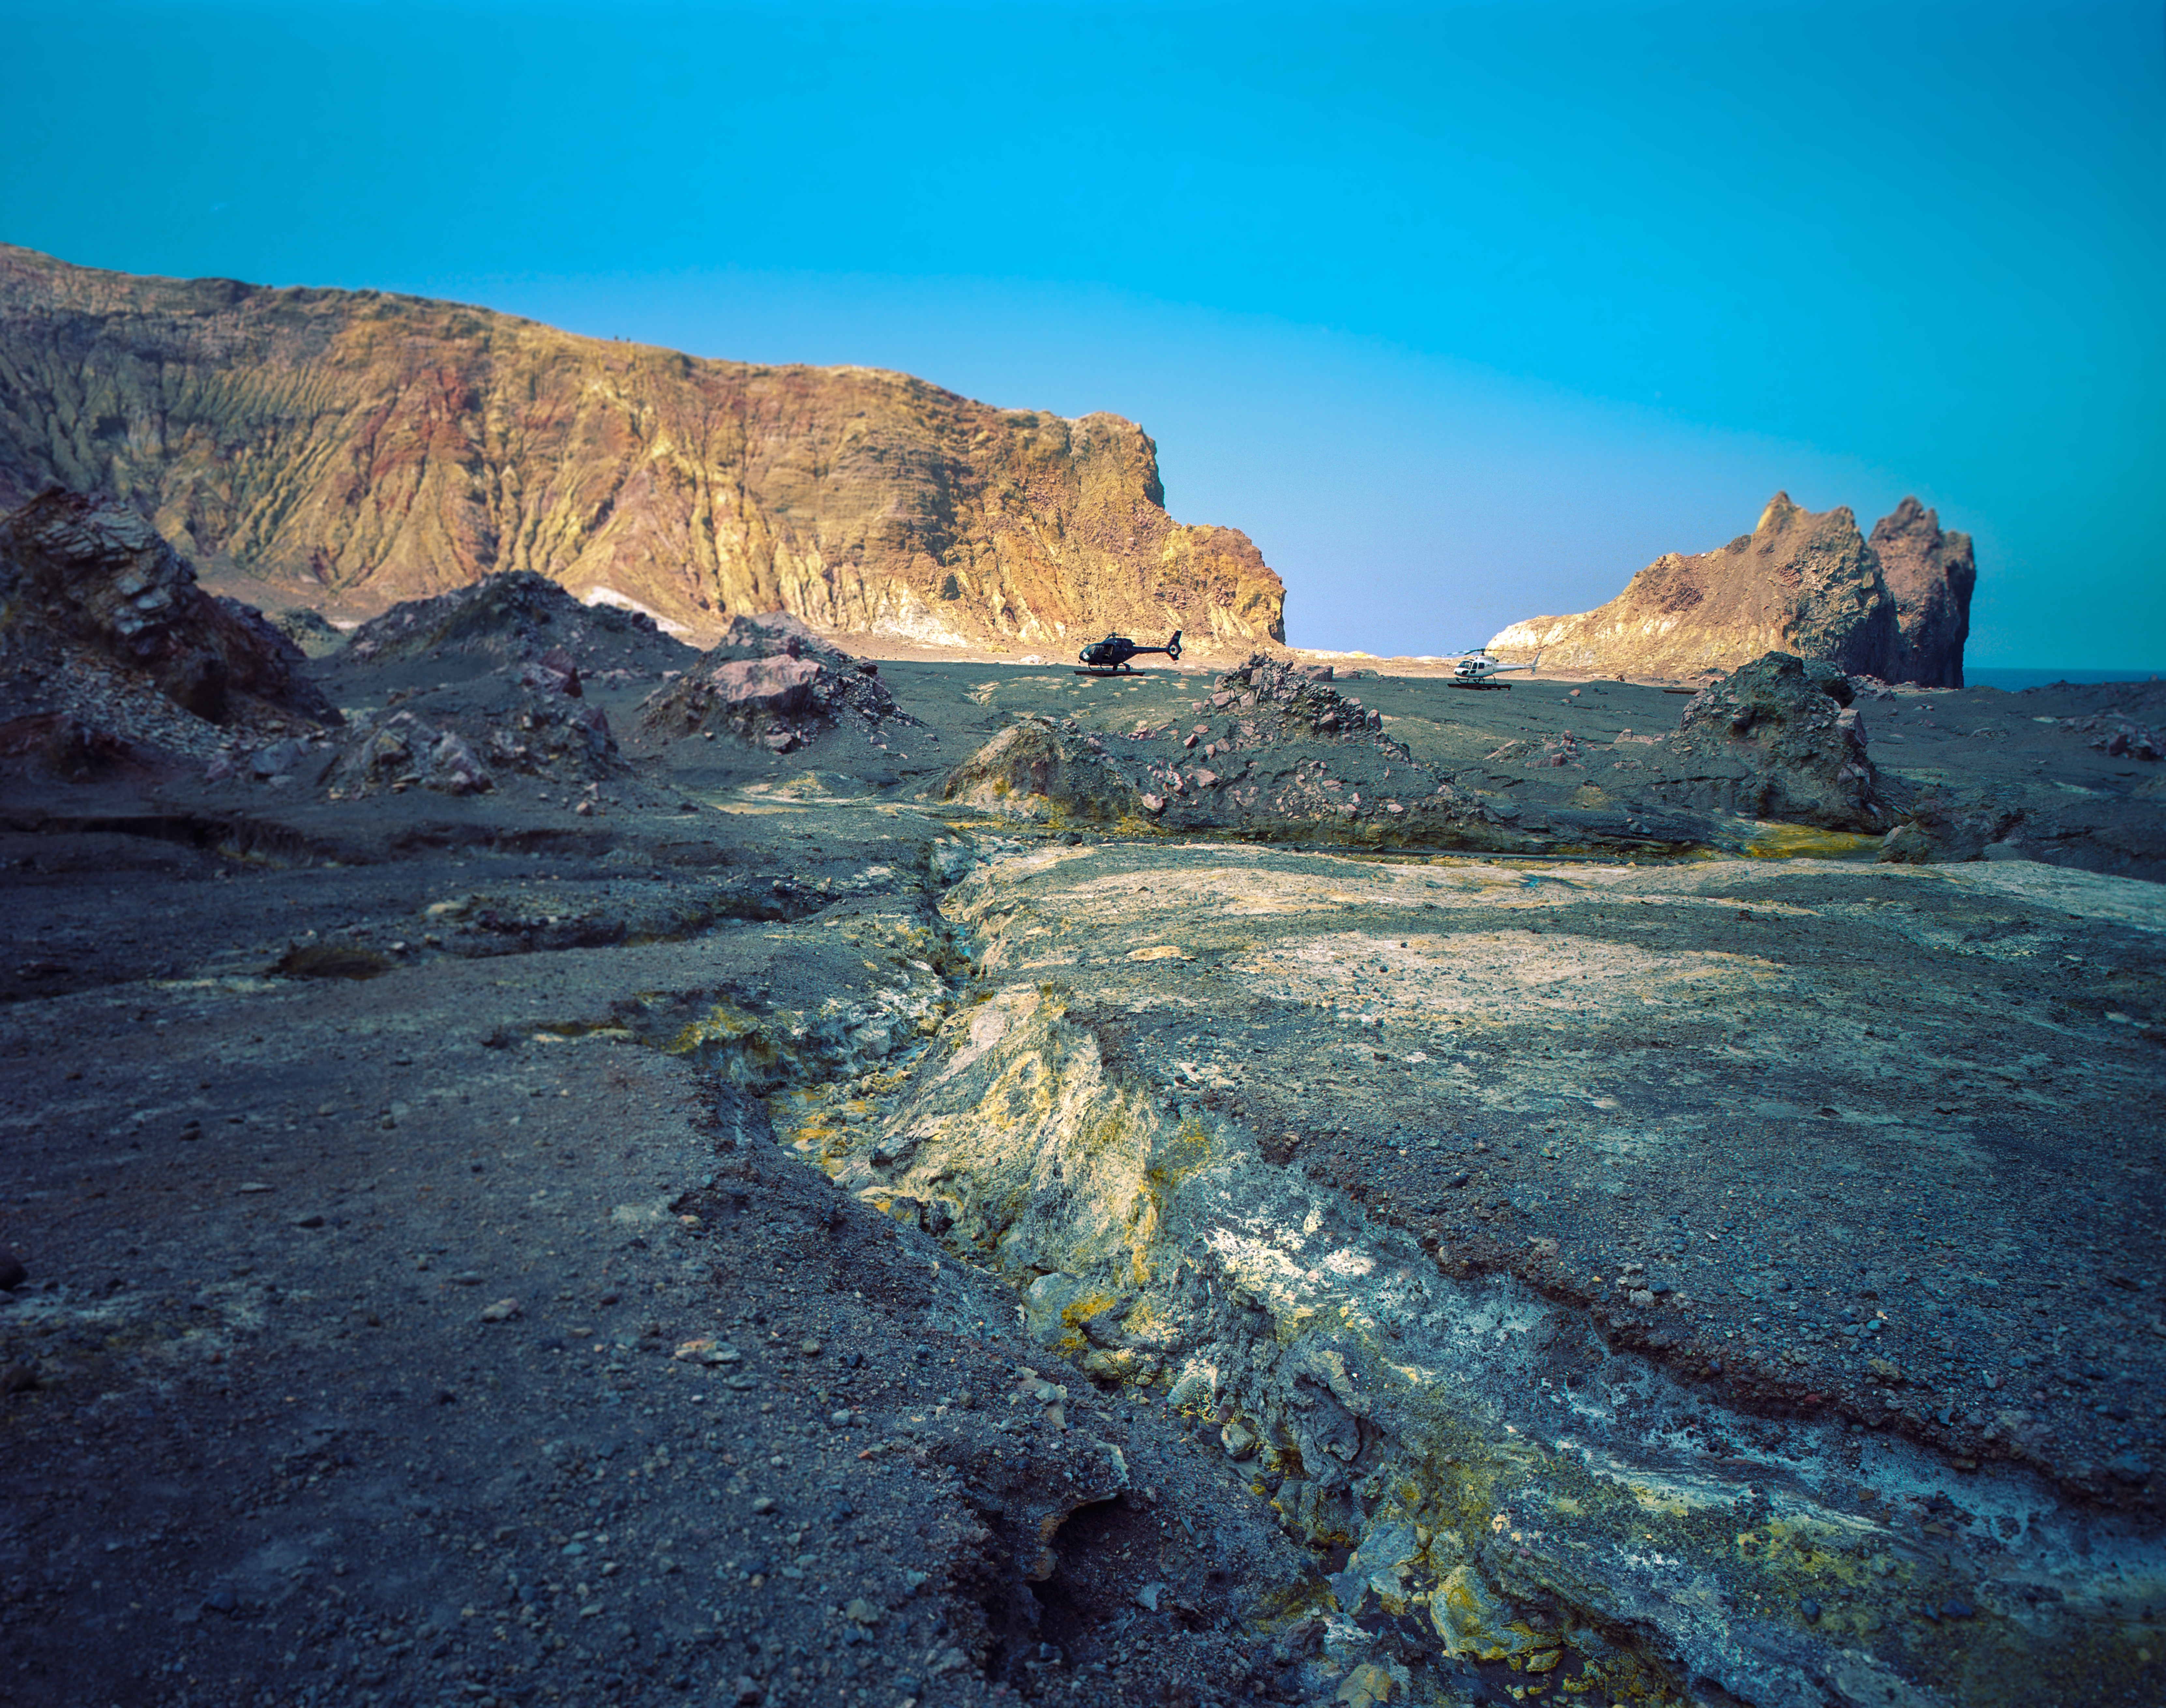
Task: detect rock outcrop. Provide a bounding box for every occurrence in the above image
[1870,496,1975,687]
[327,668,619,799]
[1656,651,1897,830]
[636,612,909,755]
[1490,492,1974,685]
[0,245,1286,653]
[0,489,337,727]
[942,655,1523,847]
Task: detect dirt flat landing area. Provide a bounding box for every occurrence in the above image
[2,644,2162,1708]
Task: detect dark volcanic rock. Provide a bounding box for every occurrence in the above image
[939,716,1153,825]
[637,612,908,754]
[1878,784,2028,865]
[346,569,687,675]
[331,674,618,796]
[0,711,162,783]
[0,490,338,727]
[1872,496,1976,688]
[267,605,348,657]
[942,654,1514,847]
[1660,651,1897,830]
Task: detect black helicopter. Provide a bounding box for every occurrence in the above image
[1076,630,1183,675]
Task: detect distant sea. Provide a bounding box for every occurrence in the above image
[1967,667,2164,691]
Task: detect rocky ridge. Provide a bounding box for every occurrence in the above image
[0,245,1285,654]
[0,488,336,731]
[1490,491,1976,686]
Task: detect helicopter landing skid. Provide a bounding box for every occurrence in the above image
[1073,665,1137,677]
[1446,678,1512,690]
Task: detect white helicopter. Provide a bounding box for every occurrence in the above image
[1446,646,1541,690]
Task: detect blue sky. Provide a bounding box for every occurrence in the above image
[3,1,2160,664]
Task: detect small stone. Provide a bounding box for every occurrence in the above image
[0,1249,26,1290]
[450,1271,485,1287]
[1799,1599,1822,1622]
[290,1213,326,1230]
[1136,1582,1167,1612]
[844,1597,883,1626]
[203,1586,238,1614]
[750,1497,777,1515]
[480,1298,521,1323]
[799,1338,822,1357]
[236,1182,273,1195]
[829,1410,853,1428]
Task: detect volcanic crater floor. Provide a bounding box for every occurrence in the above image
[2,656,2163,1708]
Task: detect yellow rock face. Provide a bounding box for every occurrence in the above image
[1489,490,1907,681]
[0,245,1286,651]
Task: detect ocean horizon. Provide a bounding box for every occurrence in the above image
[1966,667,2161,692]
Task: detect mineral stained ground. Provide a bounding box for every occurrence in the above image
[2,631,2162,1708]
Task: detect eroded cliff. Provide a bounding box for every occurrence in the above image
[1490,491,1974,684]
[0,246,1285,652]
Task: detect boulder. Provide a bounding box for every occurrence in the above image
[0,490,338,727]
[1878,786,2027,866]
[938,718,1151,825]
[1660,652,1897,831]
[267,606,347,657]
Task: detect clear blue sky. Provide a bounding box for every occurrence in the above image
[3,1,2160,665]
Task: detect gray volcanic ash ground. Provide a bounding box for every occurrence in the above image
[2,561,2164,1708]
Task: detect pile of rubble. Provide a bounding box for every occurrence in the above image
[1203,654,1386,739]
[326,660,620,799]
[636,611,911,754]
[2059,711,2164,762]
